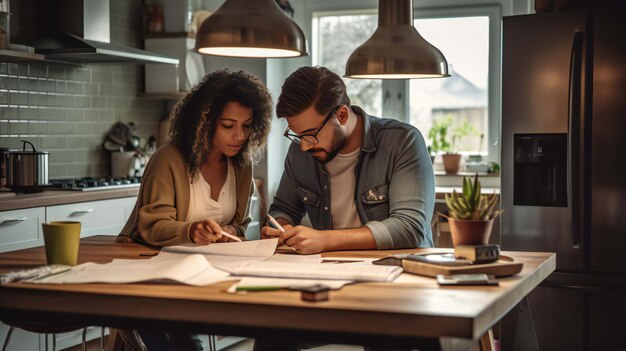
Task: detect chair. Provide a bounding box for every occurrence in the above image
[1,322,104,351]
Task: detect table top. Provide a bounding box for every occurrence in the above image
[0,236,555,345]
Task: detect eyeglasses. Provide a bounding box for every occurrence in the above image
[283,105,340,145]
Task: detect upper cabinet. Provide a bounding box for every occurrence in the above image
[143,34,199,99]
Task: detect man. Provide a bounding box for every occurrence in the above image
[262,66,435,253]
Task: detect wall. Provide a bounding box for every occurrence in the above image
[0,0,164,179]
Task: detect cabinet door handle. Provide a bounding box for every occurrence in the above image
[71,209,94,216]
[0,217,27,225]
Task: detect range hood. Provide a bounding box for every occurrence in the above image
[32,0,178,65]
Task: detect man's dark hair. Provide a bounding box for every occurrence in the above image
[276,66,351,119]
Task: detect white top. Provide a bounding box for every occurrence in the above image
[186,158,237,225]
[325,148,362,229]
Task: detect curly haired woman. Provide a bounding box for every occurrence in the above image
[114,70,272,350]
[118,69,272,248]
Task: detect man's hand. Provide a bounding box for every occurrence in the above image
[281,226,328,254]
[189,219,222,245]
[261,223,293,243]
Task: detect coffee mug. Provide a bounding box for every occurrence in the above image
[42,221,81,266]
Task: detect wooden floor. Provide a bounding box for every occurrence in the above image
[60,336,364,351]
[223,339,363,351]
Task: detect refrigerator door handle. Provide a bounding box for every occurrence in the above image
[567,30,584,249]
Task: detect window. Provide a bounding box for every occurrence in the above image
[410,16,490,154]
[314,13,382,115]
[312,6,500,160]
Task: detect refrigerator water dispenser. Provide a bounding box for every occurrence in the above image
[514,134,568,207]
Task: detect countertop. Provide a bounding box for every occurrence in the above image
[0,188,140,212]
[0,186,496,210]
[435,186,500,200]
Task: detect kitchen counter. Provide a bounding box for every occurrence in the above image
[0,188,139,212]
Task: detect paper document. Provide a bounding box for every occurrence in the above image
[32,254,233,286]
[221,261,402,282]
[163,238,278,257]
[266,253,321,263]
[228,277,352,293]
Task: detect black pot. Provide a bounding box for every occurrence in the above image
[5,140,50,193]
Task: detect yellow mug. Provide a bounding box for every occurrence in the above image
[42,221,81,266]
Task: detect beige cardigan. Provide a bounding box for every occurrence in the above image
[117,143,253,247]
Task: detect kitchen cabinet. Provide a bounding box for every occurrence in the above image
[0,207,46,252]
[0,196,137,253]
[144,35,198,95]
[46,197,137,237]
[0,196,136,350]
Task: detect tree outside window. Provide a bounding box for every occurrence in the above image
[315,14,382,116]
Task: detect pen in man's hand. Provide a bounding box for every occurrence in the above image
[266,214,297,252]
[266,214,285,232]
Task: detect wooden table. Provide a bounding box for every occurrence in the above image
[0,236,555,350]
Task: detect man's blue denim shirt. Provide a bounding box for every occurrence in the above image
[269,106,435,249]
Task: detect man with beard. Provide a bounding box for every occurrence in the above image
[261,66,435,254]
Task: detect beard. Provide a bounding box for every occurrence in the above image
[308,127,346,164]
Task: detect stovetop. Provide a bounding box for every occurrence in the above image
[48,177,141,192]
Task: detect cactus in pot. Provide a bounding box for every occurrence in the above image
[445,174,503,221]
[440,174,503,246]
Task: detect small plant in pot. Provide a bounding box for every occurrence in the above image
[439,174,503,246]
[428,116,478,173]
[428,115,458,173]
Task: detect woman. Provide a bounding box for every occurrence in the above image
[118,69,272,247]
[115,70,272,351]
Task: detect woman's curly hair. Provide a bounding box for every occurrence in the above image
[169,69,273,177]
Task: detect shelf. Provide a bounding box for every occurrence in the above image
[434,171,500,177]
[0,49,45,62]
[138,91,187,100]
[144,32,195,39]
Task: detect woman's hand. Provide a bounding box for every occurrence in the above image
[189,219,223,245]
[218,225,240,242]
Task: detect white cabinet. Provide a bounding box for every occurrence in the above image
[46,197,137,237]
[0,207,45,253]
[0,197,136,350]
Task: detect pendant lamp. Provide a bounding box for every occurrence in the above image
[345,0,449,79]
[195,0,308,58]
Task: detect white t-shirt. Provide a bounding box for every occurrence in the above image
[186,158,236,225]
[325,148,362,229]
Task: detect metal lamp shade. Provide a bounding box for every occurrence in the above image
[195,0,308,58]
[345,0,449,79]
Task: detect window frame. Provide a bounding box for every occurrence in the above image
[410,5,502,162]
[310,1,503,163]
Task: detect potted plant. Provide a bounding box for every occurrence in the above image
[428,116,478,173]
[440,174,503,246]
[428,115,457,172]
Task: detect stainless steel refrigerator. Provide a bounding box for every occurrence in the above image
[501,6,626,351]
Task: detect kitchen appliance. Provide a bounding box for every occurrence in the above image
[13,0,178,65]
[48,177,141,192]
[5,140,49,193]
[501,5,626,350]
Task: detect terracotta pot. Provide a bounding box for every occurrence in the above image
[448,218,494,246]
[442,153,462,173]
